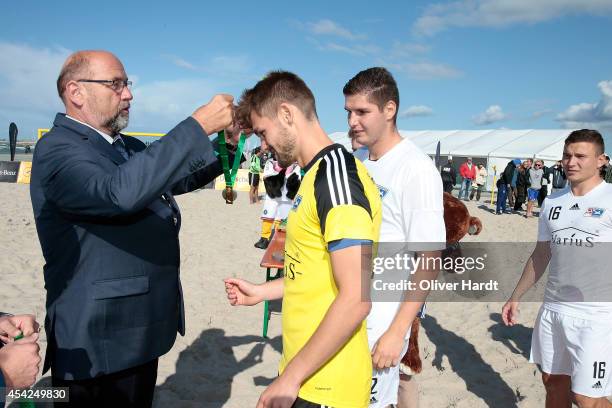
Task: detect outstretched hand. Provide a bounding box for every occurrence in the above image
[224,278,263,306]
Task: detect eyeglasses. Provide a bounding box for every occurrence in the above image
[77,79,132,93]
[535,164,542,167]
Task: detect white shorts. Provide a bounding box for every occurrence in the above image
[260,197,292,221]
[530,307,612,398]
[369,339,409,408]
[260,196,278,220]
[367,318,410,408]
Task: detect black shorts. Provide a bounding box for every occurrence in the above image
[249,172,260,187]
[292,397,333,408]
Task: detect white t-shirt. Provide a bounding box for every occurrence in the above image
[538,181,612,318]
[364,138,446,341]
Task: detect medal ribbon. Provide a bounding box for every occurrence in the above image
[217,130,247,187]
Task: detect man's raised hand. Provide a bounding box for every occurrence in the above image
[192,94,234,136]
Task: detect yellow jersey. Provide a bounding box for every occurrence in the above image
[279,144,382,408]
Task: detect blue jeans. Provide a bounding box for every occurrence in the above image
[496,183,508,214]
[458,178,472,199]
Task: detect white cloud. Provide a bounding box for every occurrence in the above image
[306,19,366,40]
[0,41,255,139]
[413,0,612,36]
[400,105,434,118]
[391,42,431,58]
[385,61,463,80]
[530,109,553,119]
[314,40,381,56]
[473,105,508,125]
[162,54,197,70]
[556,80,612,131]
[208,55,253,75]
[161,54,252,76]
[0,42,70,139]
[129,78,222,132]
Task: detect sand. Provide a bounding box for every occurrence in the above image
[0,182,591,407]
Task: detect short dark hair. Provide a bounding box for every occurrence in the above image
[564,129,605,155]
[236,71,317,130]
[57,53,90,101]
[343,67,400,124]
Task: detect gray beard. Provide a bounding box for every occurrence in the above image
[105,112,129,135]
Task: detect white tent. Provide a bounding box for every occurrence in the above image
[329,128,577,190]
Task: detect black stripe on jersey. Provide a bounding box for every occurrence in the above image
[314,146,372,235]
[325,153,343,206]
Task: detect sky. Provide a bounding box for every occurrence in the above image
[1,0,612,148]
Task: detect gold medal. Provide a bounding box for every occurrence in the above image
[222,186,237,204]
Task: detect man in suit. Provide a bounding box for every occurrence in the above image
[30,50,239,406]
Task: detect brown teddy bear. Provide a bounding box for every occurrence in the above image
[400,192,482,375]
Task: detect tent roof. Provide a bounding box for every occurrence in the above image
[490,129,573,160]
[327,129,576,160]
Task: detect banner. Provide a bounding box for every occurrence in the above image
[17,161,32,184]
[0,161,20,182]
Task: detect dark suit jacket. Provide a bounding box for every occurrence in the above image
[30,114,227,380]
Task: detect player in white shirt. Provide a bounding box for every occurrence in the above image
[503,129,612,407]
[344,67,446,408]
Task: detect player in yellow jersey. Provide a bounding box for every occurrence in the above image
[225,71,382,408]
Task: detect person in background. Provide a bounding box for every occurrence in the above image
[513,160,531,213]
[248,146,263,204]
[508,159,521,208]
[470,164,487,201]
[253,157,301,250]
[503,129,612,407]
[343,67,445,408]
[496,159,519,215]
[458,157,476,201]
[440,157,457,194]
[526,159,544,218]
[603,154,612,183]
[537,162,550,207]
[551,160,567,192]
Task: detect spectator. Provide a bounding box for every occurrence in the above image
[440,158,457,194]
[248,146,263,204]
[496,159,519,215]
[458,157,477,201]
[470,164,487,201]
[603,154,612,183]
[508,159,521,208]
[513,160,532,213]
[526,159,544,218]
[551,160,567,192]
[538,162,551,207]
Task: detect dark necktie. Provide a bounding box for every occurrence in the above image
[112,138,130,160]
